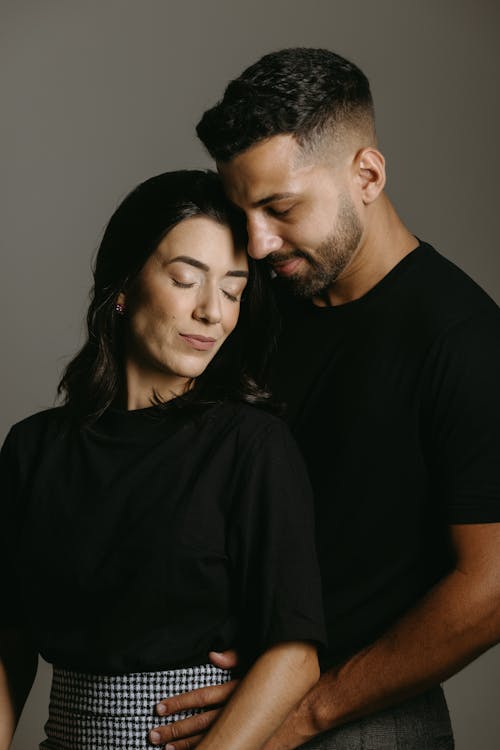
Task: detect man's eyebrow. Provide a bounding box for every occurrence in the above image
[167,256,249,278]
[251,192,297,208]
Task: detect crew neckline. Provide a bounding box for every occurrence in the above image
[91,397,187,439]
[290,241,429,315]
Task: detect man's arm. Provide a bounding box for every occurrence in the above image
[260,522,500,749]
[151,523,500,750]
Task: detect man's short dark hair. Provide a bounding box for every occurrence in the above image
[196,47,375,163]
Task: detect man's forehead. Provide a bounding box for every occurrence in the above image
[218,134,311,205]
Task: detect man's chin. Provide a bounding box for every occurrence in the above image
[281,272,331,299]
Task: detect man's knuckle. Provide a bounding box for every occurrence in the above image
[205,687,218,703]
[169,722,180,740]
[199,711,213,730]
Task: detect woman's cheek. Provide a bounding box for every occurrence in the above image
[228,305,241,333]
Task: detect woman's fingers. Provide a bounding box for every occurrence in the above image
[155,678,239,716]
[150,709,221,745]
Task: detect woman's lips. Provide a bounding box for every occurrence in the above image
[272,257,304,277]
[179,334,217,351]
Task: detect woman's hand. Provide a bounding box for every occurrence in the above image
[151,649,240,748]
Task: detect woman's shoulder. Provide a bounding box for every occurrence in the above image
[5,406,68,448]
[214,400,285,428]
[210,400,295,451]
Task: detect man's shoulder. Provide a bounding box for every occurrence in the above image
[375,242,500,349]
[410,242,499,321]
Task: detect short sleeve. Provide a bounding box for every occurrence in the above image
[0,428,24,627]
[422,313,500,523]
[227,419,327,663]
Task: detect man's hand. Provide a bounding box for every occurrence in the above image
[153,524,500,750]
[259,691,320,750]
[151,523,500,749]
[150,650,239,748]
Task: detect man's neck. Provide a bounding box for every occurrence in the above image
[314,196,418,307]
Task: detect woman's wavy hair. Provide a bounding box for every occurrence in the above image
[58,170,279,424]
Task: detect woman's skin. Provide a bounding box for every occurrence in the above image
[119,216,249,409]
[0,216,320,750]
[0,631,37,750]
[185,642,319,750]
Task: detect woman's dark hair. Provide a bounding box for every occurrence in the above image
[58,170,278,424]
[197,47,374,162]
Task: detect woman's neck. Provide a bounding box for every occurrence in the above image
[123,358,191,410]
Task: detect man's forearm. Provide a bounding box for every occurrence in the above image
[280,566,500,744]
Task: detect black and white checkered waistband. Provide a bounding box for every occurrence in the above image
[41,663,232,750]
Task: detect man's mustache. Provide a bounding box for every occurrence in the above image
[266,249,311,266]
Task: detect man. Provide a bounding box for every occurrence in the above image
[150,48,500,749]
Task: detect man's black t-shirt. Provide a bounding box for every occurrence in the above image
[273,241,500,669]
[0,401,326,674]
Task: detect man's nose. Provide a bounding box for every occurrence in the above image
[247,220,284,260]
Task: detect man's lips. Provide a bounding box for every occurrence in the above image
[271,257,304,277]
[179,334,217,351]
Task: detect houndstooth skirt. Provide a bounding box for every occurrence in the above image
[40,663,233,750]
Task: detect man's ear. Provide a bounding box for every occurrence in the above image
[353,147,386,204]
[117,291,126,306]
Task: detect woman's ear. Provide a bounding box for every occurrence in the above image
[115,291,126,315]
[354,147,386,204]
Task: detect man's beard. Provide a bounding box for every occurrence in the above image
[269,192,363,299]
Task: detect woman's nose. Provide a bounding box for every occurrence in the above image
[193,284,222,324]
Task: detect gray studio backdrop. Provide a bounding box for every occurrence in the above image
[2,1,499,748]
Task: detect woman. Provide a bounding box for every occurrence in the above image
[0,170,325,750]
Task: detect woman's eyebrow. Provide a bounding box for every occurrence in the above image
[167,256,249,278]
[168,255,209,271]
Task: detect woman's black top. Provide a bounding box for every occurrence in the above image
[0,400,326,674]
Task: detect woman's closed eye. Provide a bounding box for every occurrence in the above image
[171,276,244,302]
[172,277,196,289]
[221,289,238,303]
[221,280,247,303]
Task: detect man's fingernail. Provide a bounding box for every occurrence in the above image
[166,745,176,750]
[156,703,166,715]
[150,730,161,744]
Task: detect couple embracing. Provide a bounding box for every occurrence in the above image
[2,48,500,750]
